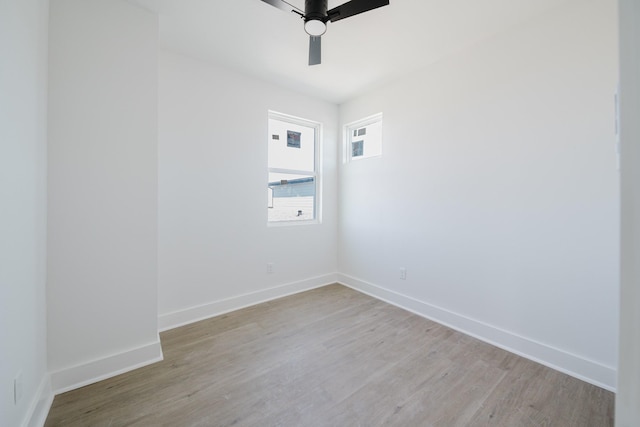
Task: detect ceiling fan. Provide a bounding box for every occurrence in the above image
[260,0,390,66]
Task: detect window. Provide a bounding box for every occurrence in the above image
[268,111,320,224]
[345,113,383,161]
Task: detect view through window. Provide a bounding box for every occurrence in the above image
[268,111,320,223]
[345,113,383,161]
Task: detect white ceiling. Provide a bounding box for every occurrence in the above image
[128,0,575,104]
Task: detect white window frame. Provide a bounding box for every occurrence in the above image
[267,110,322,226]
[344,113,383,162]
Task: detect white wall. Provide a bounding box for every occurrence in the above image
[616,0,640,424]
[0,1,51,425]
[338,0,619,389]
[158,50,338,328]
[47,0,161,392]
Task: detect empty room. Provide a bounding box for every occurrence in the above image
[2,0,639,426]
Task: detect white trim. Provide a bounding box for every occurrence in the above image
[22,375,53,427]
[616,0,640,425]
[337,273,617,392]
[267,219,320,227]
[268,110,319,128]
[50,337,164,394]
[158,273,338,331]
[268,168,317,176]
[344,112,383,130]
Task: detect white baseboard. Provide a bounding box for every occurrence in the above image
[23,375,53,427]
[337,273,617,392]
[158,273,339,332]
[50,337,164,395]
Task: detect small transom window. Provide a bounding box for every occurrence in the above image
[345,113,383,162]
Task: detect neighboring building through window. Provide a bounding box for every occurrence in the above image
[345,113,383,161]
[268,111,320,223]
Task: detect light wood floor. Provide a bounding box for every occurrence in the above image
[45,284,614,426]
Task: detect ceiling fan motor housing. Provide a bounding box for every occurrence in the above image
[305,0,328,22]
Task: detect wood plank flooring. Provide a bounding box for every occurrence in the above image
[45,284,614,426]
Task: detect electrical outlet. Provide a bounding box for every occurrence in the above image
[14,372,23,405]
[267,263,274,274]
[400,267,407,280]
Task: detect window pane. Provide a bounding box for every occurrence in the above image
[268,118,315,171]
[352,140,364,157]
[268,173,315,222]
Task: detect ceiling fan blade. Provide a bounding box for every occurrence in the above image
[259,0,303,15]
[327,0,389,22]
[309,36,321,66]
